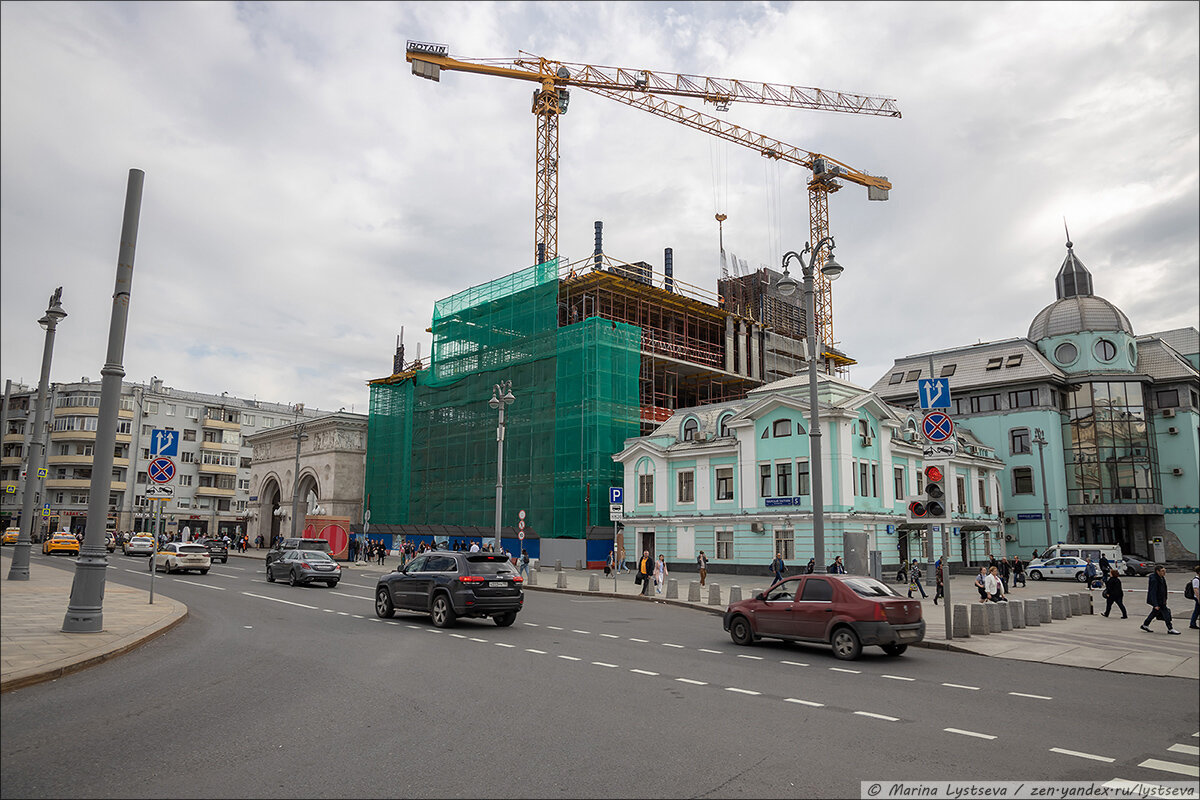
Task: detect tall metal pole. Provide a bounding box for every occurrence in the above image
[8,290,67,580]
[63,168,143,631]
[490,381,514,553]
[1034,428,1053,548]
[290,422,308,541]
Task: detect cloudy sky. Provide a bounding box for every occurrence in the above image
[2,1,1197,414]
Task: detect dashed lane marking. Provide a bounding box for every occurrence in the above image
[855,712,899,722]
[882,675,914,681]
[630,669,659,676]
[592,662,619,668]
[676,678,707,686]
[175,579,225,590]
[546,626,563,630]
[351,615,364,619]
[323,609,335,613]
[785,698,824,707]
[1009,692,1052,700]
[737,654,763,660]
[663,643,685,648]
[523,622,538,627]
[830,667,861,674]
[525,648,546,654]
[384,621,399,625]
[469,637,487,643]
[629,638,649,643]
[945,728,996,740]
[942,683,980,691]
[241,592,318,610]
[1050,748,1115,763]
[726,687,760,696]
[781,660,809,667]
[571,629,590,635]
[336,611,349,616]
[331,592,372,601]
[494,642,515,648]
[449,634,467,639]
[599,633,620,639]
[1168,744,1200,756]
[557,655,581,662]
[367,618,380,623]
[1138,759,1200,778]
[406,625,421,629]
[698,648,723,654]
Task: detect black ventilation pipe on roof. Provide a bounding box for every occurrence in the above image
[664,248,674,293]
[594,221,603,270]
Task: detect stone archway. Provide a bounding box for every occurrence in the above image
[259,477,282,548]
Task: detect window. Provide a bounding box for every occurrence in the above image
[1010,428,1031,454]
[136,471,147,485]
[70,492,88,504]
[950,398,968,416]
[180,451,195,464]
[57,444,71,456]
[240,457,252,469]
[146,401,159,414]
[888,372,904,385]
[677,471,694,503]
[776,462,792,497]
[1009,389,1037,409]
[771,419,791,437]
[183,429,196,441]
[797,459,810,496]
[985,357,1003,370]
[165,404,176,416]
[238,479,251,491]
[638,473,654,505]
[774,529,795,560]
[859,462,870,497]
[800,578,833,602]
[970,394,999,413]
[978,478,987,507]
[116,420,131,435]
[760,464,772,497]
[262,417,274,428]
[940,363,957,377]
[186,406,199,420]
[718,415,731,438]
[956,477,967,511]
[715,467,734,501]
[871,463,879,498]
[1156,389,1180,409]
[1094,339,1117,361]
[141,424,153,436]
[681,418,699,442]
[179,475,193,487]
[243,415,255,427]
[1005,354,1023,368]
[1054,342,1078,364]
[894,467,906,500]
[1013,467,1034,494]
[716,530,734,560]
[905,370,921,382]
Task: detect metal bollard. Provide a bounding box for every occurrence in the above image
[588,573,599,592]
[1023,599,1040,626]
[952,604,971,638]
[556,571,568,589]
[666,578,678,599]
[687,581,701,602]
[728,586,742,604]
[969,604,990,635]
[707,583,722,606]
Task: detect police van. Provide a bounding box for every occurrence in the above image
[1034,543,1125,569]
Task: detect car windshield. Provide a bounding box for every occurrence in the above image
[179,545,208,554]
[299,551,332,561]
[843,578,901,597]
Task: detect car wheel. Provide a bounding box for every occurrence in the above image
[289,570,299,587]
[200,569,209,575]
[728,615,755,646]
[1074,572,1086,583]
[881,643,908,656]
[326,580,338,588]
[375,586,395,618]
[431,594,457,628]
[494,611,517,627]
[831,626,862,661]
[1029,570,1043,581]
[266,565,275,583]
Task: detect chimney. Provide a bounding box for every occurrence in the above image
[594,221,603,270]
[150,376,163,393]
[664,248,674,293]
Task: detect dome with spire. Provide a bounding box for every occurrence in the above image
[1027,238,1133,340]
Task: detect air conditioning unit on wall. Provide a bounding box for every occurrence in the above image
[1161,408,1176,418]
[750,521,765,533]
[1172,468,1185,476]
[1005,534,1015,542]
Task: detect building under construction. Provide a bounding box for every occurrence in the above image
[365,224,847,546]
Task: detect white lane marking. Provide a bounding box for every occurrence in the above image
[206,571,239,579]
[629,638,649,643]
[737,654,763,660]
[1168,744,1200,756]
[942,683,980,691]
[220,565,247,571]
[331,592,372,601]
[323,609,335,613]
[557,655,581,661]
[449,633,467,639]
[336,611,350,616]
[385,621,399,625]
[630,669,658,676]
[525,648,546,654]
[676,678,708,686]
[367,618,380,623]
[469,637,487,643]
[855,712,899,721]
[785,698,824,707]
[1049,747,1115,763]
[351,615,364,619]
[406,625,421,629]
[1139,758,1200,777]
[944,728,996,740]
[592,662,619,668]
[830,667,861,674]
[726,687,760,696]
[241,592,318,610]
[340,582,375,589]
[425,629,442,634]
[546,625,563,630]
[571,629,590,635]
[600,633,620,639]
[882,675,914,682]
[1009,692,1052,700]
[663,643,685,648]
[523,622,539,627]
[781,660,809,667]
[698,648,723,654]
[494,642,515,648]
[175,579,225,590]
[124,569,150,576]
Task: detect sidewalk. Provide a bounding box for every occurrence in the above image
[0,550,187,692]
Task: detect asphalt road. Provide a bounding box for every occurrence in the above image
[2,551,1197,799]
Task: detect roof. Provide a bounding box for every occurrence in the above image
[1028,295,1134,340]
[1134,338,1200,382]
[869,338,1064,397]
[1144,327,1199,359]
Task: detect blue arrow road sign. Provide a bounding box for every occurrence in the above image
[151,429,179,457]
[918,378,951,410]
[922,412,955,443]
[609,487,623,505]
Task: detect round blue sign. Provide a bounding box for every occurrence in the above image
[922,412,955,443]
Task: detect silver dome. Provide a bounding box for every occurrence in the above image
[1028,295,1134,340]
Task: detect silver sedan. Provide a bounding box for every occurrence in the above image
[267,549,341,587]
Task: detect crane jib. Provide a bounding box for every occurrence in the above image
[406,41,448,57]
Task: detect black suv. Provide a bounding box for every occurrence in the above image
[197,537,229,564]
[266,537,331,569]
[374,551,524,628]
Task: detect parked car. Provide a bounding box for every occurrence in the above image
[374,551,524,628]
[41,531,80,556]
[265,537,331,569]
[722,574,925,660]
[267,549,341,587]
[1121,552,1155,576]
[197,537,229,564]
[123,534,156,557]
[1026,556,1091,582]
[153,542,211,575]
[2,527,19,545]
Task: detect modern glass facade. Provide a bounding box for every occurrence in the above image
[1062,380,1159,506]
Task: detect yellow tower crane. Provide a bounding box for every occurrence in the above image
[405,41,899,351]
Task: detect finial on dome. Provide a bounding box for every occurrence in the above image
[1064,217,1072,250]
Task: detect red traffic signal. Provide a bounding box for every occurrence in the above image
[908,501,927,518]
[924,465,943,483]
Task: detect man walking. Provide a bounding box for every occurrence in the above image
[1189,565,1199,630]
[827,556,847,574]
[697,550,708,587]
[519,549,530,579]
[637,549,653,596]
[1141,565,1181,634]
[769,552,786,585]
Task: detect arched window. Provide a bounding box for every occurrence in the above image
[682,418,699,442]
[636,458,655,505]
[718,414,732,438]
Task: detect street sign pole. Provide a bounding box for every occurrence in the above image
[928,354,951,639]
[148,499,159,604]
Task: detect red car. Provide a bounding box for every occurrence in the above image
[722,574,925,660]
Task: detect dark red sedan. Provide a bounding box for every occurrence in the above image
[722,574,925,660]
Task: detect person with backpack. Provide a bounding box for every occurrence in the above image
[1187,565,1199,629]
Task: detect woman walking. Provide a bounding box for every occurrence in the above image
[1101,568,1127,619]
[654,554,668,594]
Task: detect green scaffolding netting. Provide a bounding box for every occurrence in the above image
[367,259,642,539]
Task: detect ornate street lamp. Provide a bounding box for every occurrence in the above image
[489,381,515,553]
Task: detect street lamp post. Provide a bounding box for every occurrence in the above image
[8,289,67,581]
[777,239,843,575]
[489,381,515,553]
[289,422,308,541]
[1033,428,1054,547]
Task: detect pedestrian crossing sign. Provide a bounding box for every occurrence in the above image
[37,468,47,478]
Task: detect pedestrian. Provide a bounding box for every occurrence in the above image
[907,559,928,599]
[769,552,786,585]
[974,566,988,603]
[998,556,1011,593]
[985,566,1007,602]
[1188,565,1199,630]
[377,541,386,566]
[1099,554,1110,576]
[827,556,846,574]
[654,554,668,594]
[1101,568,1127,619]
[1083,558,1100,590]
[933,558,944,606]
[469,540,480,553]
[637,549,653,596]
[605,550,614,577]
[520,549,530,578]
[697,550,708,587]
[1031,549,1040,561]
[1141,565,1181,634]
[805,557,815,574]
[1013,556,1026,588]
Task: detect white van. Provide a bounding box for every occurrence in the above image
[1035,543,1124,568]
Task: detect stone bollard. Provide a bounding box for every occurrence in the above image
[986,603,1004,633]
[708,584,722,606]
[1050,595,1067,620]
[576,560,584,571]
[555,560,563,572]
[527,569,538,586]
[1079,592,1094,615]
[666,578,679,599]
[1011,600,1026,628]
[999,603,1013,631]
[588,573,600,592]
[969,604,990,635]
[729,586,742,604]
[1022,599,1038,626]
[1066,594,1078,617]
[534,559,541,572]
[1035,597,1051,623]
[687,581,701,602]
[556,571,568,589]
[952,604,971,638]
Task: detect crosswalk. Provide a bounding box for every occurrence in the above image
[1104,734,1200,788]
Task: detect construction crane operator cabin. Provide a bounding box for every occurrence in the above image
[366,42,900,552]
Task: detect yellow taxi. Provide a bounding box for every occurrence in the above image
[2,527,20,545]
[42,531,81,556]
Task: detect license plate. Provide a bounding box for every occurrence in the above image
[898,630,918,640]
[489,581,507,588]
[315,565,332,571]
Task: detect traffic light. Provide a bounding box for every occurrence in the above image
[922,463,948,520]
[905,496,928,524]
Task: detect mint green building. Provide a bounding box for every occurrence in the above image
[873,239,1199,562]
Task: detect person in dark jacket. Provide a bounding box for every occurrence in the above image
[1141,565,1181,634]
[1101,568,1127,619]
[827,556,846,574]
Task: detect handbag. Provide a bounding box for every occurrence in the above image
[634,572,643,585]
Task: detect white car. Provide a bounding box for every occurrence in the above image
[1026,556,1091,582]
[153,542,211,575]
[123,535,156,556]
